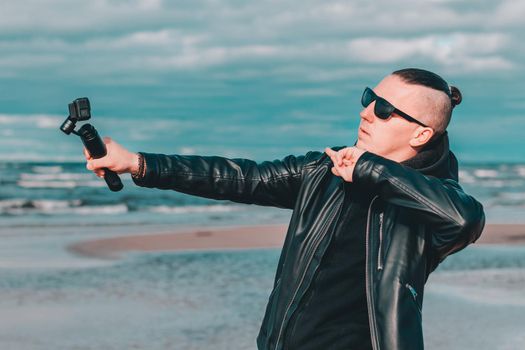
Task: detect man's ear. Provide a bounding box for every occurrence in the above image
[408,127,434,148]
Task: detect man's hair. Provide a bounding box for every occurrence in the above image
[392,68,462,135]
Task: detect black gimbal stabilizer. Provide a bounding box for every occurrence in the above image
[60,97,123,192]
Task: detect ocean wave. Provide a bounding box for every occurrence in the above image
[68,204,128,215]
[31,165,63,174]
[0,199,31,210]
[458,170,476,183]
[498,192,525,200]
[0,199,128,216]
[0,113,62,129]
[17,180,106,188]
[515,166,525,177]
[0,199,81,213]
[0,200,246,217]
[473,169,500,178]
[148,204,242,214]
[477,179,524,188]
[20,172,93,181]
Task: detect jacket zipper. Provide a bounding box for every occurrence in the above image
[274,187,345,350]
[405,283,417,299]
[405,282,421,314]
[366,195,381,350]
[377,212,384,271]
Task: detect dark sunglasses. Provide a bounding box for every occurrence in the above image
[361,87,429,128]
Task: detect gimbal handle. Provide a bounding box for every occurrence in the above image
[78,124,123,192]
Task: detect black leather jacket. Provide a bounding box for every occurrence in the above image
[132,131,486,350]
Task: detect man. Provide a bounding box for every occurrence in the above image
[85,68,486,350]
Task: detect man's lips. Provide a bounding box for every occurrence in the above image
[359,127,369,136]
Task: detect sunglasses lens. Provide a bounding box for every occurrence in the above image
[374,98,394,120]
[361,88,374,107]
[361,87,395,120]
[374,99,393,119]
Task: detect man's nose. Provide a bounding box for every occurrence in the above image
[359,104,375,123]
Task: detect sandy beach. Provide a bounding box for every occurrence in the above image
[68,223,525,259]
[5,222,525,350]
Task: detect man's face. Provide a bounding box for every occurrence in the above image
[355,74,436,162]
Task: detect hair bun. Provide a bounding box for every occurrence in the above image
[450,86,462,108]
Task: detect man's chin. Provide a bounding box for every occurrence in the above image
[355,139,367,150]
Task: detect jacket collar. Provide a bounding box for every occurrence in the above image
[350,130,459,182]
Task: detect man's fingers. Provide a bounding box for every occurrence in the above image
[86,158,105,177]
[83,147,92,160]
[94,169,105,178]
[341,147,356,160]
[86,158,107,171]
[325,148,336,165]
[336,152,343,166]
[324,147,336,157]
[325,147,344,167]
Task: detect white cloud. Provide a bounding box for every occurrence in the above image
[346,33,514,72]
[0,0,522,106]
[492,0,525,27]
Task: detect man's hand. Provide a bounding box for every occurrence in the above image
[84,137,139,178]
[324,146,366,182]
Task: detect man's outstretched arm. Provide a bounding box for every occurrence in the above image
[133,151,310,209]
[84,137,312,209]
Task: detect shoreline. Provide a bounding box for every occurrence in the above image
[67,223,525,259]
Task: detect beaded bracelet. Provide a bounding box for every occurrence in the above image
[131,153,145,179]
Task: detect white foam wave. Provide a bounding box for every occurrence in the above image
[0,199,128,216]
[473,169,500,178]
[20,172,93,181]
[498,192,525,201]
[0,199,82,214]
[458,170,476,183]
[477,180,507,188]
[17,180,106,188]
[0,114,62,129]
[515,166,525,177]
[0,199,27,210]
[31,166,63,174]
[478,179,525,188]
[68,204,128,215]
[32,199,82,210]
[149,204,241,214]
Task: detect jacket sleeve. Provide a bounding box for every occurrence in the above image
[352,151,486,263]
[131,151,315,209]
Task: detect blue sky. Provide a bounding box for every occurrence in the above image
[0,0,524,163]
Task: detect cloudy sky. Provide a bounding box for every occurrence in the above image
[0,0,524,162]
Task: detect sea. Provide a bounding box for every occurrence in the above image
[1,136,525,349]
[1,160,524,228]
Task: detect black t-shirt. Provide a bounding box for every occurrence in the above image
[283,184,373,350]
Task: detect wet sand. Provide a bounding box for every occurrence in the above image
[68,224,525,259]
